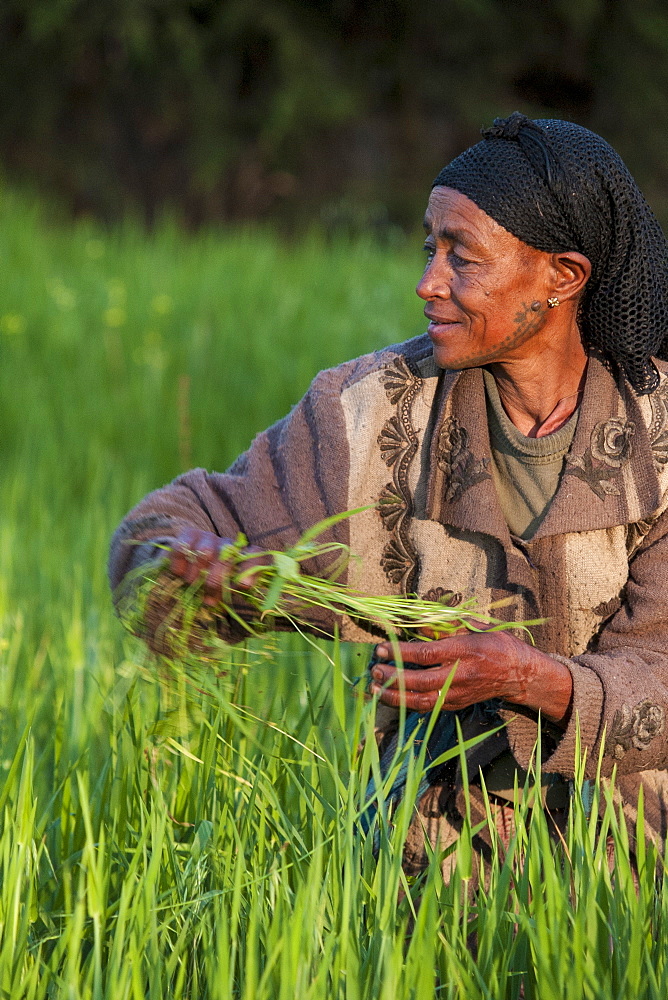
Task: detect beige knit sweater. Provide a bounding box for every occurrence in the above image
[110,335,668,849]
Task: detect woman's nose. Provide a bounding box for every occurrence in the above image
[416,258,451,301]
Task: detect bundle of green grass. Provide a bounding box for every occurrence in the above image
[127,509,538,660]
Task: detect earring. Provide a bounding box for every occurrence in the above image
[547,297,560,308]
[530,300,541,312]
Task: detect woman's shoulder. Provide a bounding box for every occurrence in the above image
[310,333,437,398]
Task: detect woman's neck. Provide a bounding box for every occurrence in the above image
[486,342,588,438]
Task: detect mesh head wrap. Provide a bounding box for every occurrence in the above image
[433,112,668,394]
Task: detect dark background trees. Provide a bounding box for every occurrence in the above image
[2,0,668,229]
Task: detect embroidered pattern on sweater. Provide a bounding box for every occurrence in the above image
[436,417,490,503]
[376,357,423,591]
[647,379,668,470]
[592,595,623,620]
[422,587,462,607]
[608,699,665,760]
[565,418,636,501]
[626,513,661,557]
[378,416,409,467]
[377,484,405,532]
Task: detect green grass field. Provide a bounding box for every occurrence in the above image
[1,183,668,998]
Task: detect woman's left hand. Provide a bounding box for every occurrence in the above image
[369,631,573,725]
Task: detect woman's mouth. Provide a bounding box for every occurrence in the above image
[426,317,460,338]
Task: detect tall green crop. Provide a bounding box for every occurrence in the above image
[0,186,666,997]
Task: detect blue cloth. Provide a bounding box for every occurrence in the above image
[360,653,504,847]
[360,706,458,846]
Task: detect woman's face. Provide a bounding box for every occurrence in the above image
[418,186,556,370]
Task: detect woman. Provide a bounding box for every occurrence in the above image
[110,113,668,867]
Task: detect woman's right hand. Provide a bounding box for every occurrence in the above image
[168,527,271,607]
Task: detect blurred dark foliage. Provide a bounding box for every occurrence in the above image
[1,0,668,229]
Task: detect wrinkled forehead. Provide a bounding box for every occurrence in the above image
[423,184,538,256]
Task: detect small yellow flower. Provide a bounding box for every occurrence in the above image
[0,313,26,335]
[107,280,126,306]
[152,294,173,315]
[104,307,127,328]
[85,239,105,259]
[132,329,167,371]
[48,280,76,310]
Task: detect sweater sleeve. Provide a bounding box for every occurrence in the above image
[109,364,354,648]
[505,510,668,779]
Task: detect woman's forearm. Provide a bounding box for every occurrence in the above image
[506,643,574,726]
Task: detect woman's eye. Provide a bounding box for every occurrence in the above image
[422,245,475,267]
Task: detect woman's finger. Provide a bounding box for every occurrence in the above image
[370,663,460,692]
[374,634,489,667]
[235,550,272,588]
[169,529,225,584]
[201,555,237,605]
[201,551,269,605]
[370,683,440,713]
[373,639,453,666]
[185,537,220,584]
[169,527,205,577]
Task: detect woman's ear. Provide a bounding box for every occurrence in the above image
[550,251,592,302]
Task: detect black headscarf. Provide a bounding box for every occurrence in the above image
[433,112,668,394]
